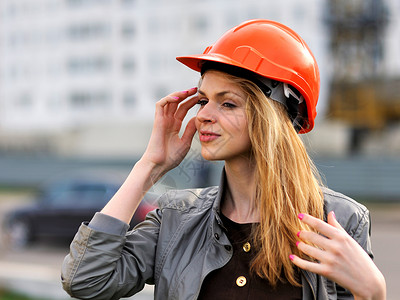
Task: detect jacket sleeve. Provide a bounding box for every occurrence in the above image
[61,209,161,300]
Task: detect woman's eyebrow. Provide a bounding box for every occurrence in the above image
[198,89,243,99]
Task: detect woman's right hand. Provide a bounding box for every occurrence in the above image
[100,88,199,224]
[140,88,199,177]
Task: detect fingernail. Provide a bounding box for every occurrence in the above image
[296,241,300,247]
[190,87,197,91]
[172,96,180,100]
[296,230,301,237]
[289,254,295,261]
[298,213,304,220]
[332,211,336,220]
[181,90,189,93]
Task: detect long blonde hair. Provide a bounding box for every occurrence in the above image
[210,71,325,286]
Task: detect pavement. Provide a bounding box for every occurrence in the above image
[0,243,154,300]
[0,193,399,300]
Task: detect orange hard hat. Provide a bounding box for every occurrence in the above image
[177,19,320,133]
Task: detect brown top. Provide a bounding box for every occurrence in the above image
[198,213,302,299]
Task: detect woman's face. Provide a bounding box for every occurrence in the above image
[195,70,252,162]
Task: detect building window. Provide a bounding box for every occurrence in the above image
[67,56,110,73]
[69,90,110,108]
[154,86,169,102]
[67,23,110,40]
[148,18,163,35]
[121,22,136,39]
[191,16,209,34]
[14,92,33,109]
[66,0,111,6]
[123,91,136,107]
[122,57,135,73]
[120,0,136,6]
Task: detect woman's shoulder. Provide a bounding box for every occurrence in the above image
[322,187,368,214]
[321,186,370,232]
[156,186,220,213]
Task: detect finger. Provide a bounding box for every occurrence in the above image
[298,213,338,239]
[165,90,191,115]
[155,95,181,119]
[156,88,195,110]
[181,117,197,146]
[327,211,345,232]
[289,254,325,275]
[170,87,197,102]
[175,95,200,122]
[186,87,198,96]
[296,240,327,262]
[165,88,197,116]
[297,230,330,251]
[156,93,185,107]
[164,99,180,117]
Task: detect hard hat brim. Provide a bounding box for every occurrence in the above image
[177,54,245,74]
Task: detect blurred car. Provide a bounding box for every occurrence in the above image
[3,175,158,248]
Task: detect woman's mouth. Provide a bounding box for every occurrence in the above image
[199,130,221,142]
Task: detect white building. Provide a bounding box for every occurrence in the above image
[0,0,327,129]
[1,0,398,157]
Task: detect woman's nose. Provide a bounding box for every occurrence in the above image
[196,103,217,123]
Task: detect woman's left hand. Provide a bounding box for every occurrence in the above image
[290,211,386,300]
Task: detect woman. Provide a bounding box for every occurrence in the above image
[61,19,385,299]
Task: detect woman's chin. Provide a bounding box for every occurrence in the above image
[200,148,223,161]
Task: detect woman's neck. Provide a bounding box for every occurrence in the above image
[222,158,259,224]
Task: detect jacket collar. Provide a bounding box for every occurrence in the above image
[211,167,228,231]
[212,167,227,214]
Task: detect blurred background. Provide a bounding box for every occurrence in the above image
[0,0,399,299]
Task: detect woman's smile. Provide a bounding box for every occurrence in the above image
[198,130,221,142]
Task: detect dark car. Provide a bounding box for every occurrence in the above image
[3,175,158,248]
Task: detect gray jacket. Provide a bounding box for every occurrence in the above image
[61,174,373,300]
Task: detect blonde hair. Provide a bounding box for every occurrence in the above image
[203,70,324,286]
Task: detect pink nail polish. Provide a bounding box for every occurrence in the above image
[181,90,189,94]
[296,231,301,237]
[289,254,295,261]
[332,211,336,220]
[296,241,300,247]
[172,96,180,100]
[298,213,304,220]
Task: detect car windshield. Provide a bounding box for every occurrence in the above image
[42,183,115,208]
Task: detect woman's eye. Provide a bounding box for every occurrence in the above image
[197,99,208,106]
[222,102,236,108]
